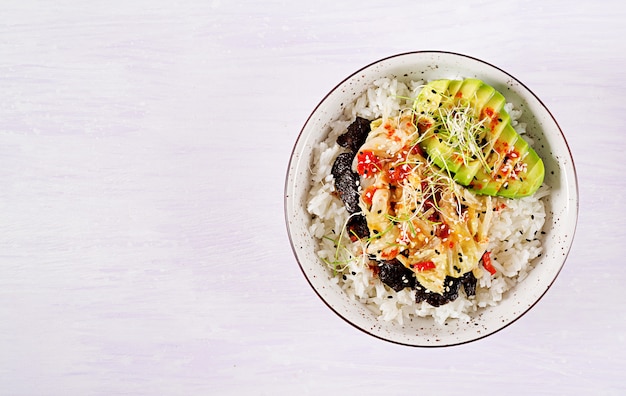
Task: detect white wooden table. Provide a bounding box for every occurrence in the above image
[1,1,624,394]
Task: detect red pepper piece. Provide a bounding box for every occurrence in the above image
[356,150,381,177]
[413,261,436,271]
[388,163,412,183]
[482,251,496,275]
[362,185,378,206]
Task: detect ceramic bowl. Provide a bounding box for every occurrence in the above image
[284,51,578,347]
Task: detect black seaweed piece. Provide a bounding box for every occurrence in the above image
[460,271,477,297]
[337,117,371,153]
[346,214,369,240]
[378,259,416,292]
[331,152,361,214]
[414,276,462,307]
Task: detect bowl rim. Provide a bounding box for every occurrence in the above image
[284,50,580,347]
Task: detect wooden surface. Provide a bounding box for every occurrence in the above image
[1,0,624,394]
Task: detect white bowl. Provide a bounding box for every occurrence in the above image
[285,51,578,347]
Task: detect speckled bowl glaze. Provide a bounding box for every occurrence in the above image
[285,51,578,347]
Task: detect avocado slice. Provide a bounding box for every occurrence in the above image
[470,83,495,115]
[419,133,460,173]
[414,79,463,173]
[453,159,483,186]
[446,79,463,99]
[455,78,483,101]
[413,78,545,198]
[441,111,512,187]
[451,103,511,187]
[415,79,450,114]
[471,129,544,198]
[498,147,545,198]
[468,124,519,195]
[481,91,507,122]
[415,79,489,175]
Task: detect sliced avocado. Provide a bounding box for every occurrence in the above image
[445,79,463,99]
[476,128,529,196]
[419,119,469,175]
[482,111,510,153]
[419,124,473,175]
[453,159,482,186]
[414,78,544,198]
[414,79,461,173]
[455,78,483,101]
[510,135,530,164]
[415,79,450,114]
[470,84,495,116]
[419,133,459,173]
[498,148,544,198]
[481,91,506,121]
[468,124,519,195]
[417,79,490,175]
[452,106,510,187]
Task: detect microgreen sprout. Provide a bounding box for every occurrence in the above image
[321,213,368,275]
[435,99,491,172]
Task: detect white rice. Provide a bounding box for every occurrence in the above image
[306,77,548,325]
